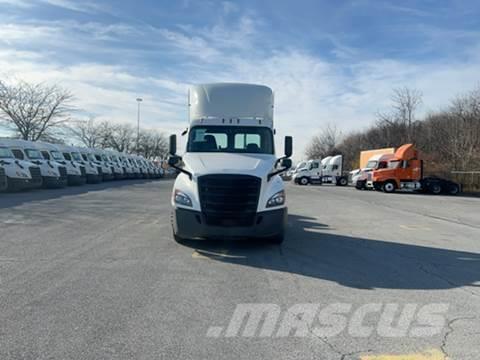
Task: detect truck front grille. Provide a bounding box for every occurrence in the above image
[97,166,103,175]
[29,166,42,185]
[198,174,261,227]
[80,166,86,176]
[59,166,67,181]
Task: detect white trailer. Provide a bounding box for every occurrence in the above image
[0,143,42,191]
[1,139,67,188]
[168,83,292,244]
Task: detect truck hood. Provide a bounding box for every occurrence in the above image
[182,152,277,178]
[372,168,396,180]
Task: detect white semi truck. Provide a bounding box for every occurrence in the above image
[0,142,43,191]
[35,142,86,186]
[2,139,67,188]
[293,155,348,186]
[168,83,292,244]
[355,153,395,190]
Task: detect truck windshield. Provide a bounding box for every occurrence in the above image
[25,149,43,159]
[0,147,14,158]
[388,160,401,169]
[72,152,82,162]
[50,151,64,161]
[366,160,378,168]
[187,126,274,154]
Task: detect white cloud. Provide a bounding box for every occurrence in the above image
[1,8,480,159]
[39,0,108,13]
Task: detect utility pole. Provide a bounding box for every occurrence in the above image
[136,97,143,154]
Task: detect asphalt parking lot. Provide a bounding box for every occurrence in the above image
[0,180,479,359]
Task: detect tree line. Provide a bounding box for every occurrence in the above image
[0,78,168,160]
[305,86,480,191]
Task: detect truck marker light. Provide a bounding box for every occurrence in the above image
[174,189,193,207]
[266,190,285,208]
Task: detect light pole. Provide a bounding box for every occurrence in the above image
[136,97,143,154]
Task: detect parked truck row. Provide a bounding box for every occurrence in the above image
[291,155,349,186]
[0,139,164,192]
[354,144,461,195]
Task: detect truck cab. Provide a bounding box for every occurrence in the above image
[355,153,394,190]
[102,151,126,180]
[293,156,348,186]
[169,83,292,244]
[90,149,114,181]
[76,148,103,183]
[292,159,322,185]
[2,139,67,188]
[372,144,460,195]
[35,142,86,186]
[0,142,43,191]
[322,155,348,186]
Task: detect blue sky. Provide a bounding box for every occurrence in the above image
[1,0,480,156]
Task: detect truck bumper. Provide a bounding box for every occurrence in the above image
[0,171,7,191]
[42,176,67,188]
[113,172,126,180]
[3,177,43,192]
[172,207,287,240]
[67,174,87,186]
[86,174,102,184]
[102,173,114,181]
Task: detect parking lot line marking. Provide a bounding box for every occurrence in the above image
[399,224,432,231]
[192,249,245,259]
[360,349,445,360]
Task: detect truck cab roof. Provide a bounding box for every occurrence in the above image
[189,83,274,129]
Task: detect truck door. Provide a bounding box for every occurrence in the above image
[310,161,321,179]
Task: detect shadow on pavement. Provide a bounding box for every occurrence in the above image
[0,179,159,209]
[179,213,480,291]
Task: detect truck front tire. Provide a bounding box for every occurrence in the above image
[337,177,348,186]
[299,177,309,185]
[382,181,396,193]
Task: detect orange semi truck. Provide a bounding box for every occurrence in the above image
[371,144,460,195]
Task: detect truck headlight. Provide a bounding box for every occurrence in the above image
[266,190,285,207]
[174,189,192,207]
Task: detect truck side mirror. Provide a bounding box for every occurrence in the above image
[169,134,177,155]
[284,136,292,158]
[168,155,181,167]
[280,158,292,169]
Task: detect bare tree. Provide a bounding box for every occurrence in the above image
[305,124,342,159]
[137,130,169,159]
[68,117,104,148]
[0,79,74,141]
[376,87,423,143]
[109,123,135,152]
